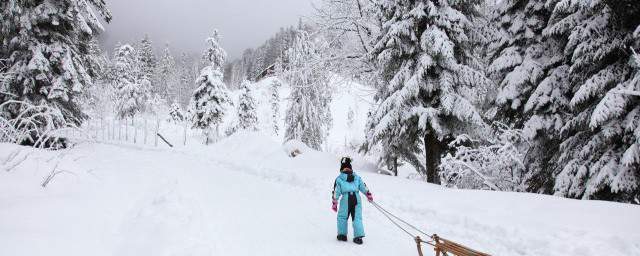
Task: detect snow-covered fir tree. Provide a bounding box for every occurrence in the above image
[189,30,230,144]
[236,80,258,131]
[364,0,492,183]
[282,30,332,150]
[84,39,111,84]
[0,0,112,130]
[485,0,566,192]
[82,39,114,120]
[137,35,157,80]
[136,35,156,106]
[156,44,176,100]
[269,78,282,136]
[178,53,196,107]
[487,0,553,124]
[538,0,640,203]
[113,44,143,119]
[147,93,167,117]
[168,100,184,122]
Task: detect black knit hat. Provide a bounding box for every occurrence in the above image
[340,157,352,171]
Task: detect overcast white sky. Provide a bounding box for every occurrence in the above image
[99,0,315,59]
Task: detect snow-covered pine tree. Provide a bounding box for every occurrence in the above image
[178,53,195,107]
[252,48,266,81]
[147,93,167,117]
[189,30,230,144]
[282,30,332,150]
[541,0,640,203]
[0,0,112,130]
[113,44,143,119]
[81,39,113,120]
[487,0,553,124]
[269,78,281,136]
[156,44,176,100]
[168,100,184,122]
[85,39,111,83]
[136,35,157,107]
[137,35,157,80]
[237,80,258,131]
[364,0,492,183]
[486,0,567,193]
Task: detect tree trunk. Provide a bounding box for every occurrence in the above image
[393,157,398,177]
[424,132,442,184]
[215,123,220,142]
[204,128,210,145]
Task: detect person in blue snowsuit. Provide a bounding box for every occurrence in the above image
[331,157,373,245]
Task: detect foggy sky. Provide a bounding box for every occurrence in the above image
[99,0,315,59]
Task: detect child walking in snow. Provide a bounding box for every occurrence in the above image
[331,157,373,245]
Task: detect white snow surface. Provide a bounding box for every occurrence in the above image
[1,132,640,256]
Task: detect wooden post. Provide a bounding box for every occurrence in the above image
[154,118,159,147]
[143,118,147,145]
[415,236,424,256]
[111,118,114,140]
[101,118,104,141]
[215,123,220,142]
[183,121,187,146]
[125,117,129,142]
[118,118,122,141]
[156,133,174,147]
[94,119,99,139]
[133,116,137,144]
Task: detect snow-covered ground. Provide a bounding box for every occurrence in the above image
[2,77,639,256]
[1,132,639,256]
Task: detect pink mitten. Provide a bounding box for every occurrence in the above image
[366,192,374,202]
[331,199,338,212]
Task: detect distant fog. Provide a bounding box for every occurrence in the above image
[99,0,315,59]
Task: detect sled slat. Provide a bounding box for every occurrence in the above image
[433,236,490,256]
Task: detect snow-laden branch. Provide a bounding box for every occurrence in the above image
[439,123,529,192]
[0,58,10,85]
[0,100,83,148]
[613,48,640,97]
[612,89,640,97]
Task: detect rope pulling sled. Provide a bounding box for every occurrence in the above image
[370,201,490,256]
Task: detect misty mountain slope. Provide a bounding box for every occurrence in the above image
[1,133,639,256]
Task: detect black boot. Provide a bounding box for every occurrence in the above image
[337,234,347,241]
[353,236,363,245]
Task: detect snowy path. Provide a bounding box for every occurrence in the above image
[1,134,640,256]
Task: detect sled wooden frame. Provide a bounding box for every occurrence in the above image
[415,235,490,256]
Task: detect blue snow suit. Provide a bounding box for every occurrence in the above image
[332,170,370,238]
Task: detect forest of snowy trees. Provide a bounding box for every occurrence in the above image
[1,0,639,204]
[313,0,640,203]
